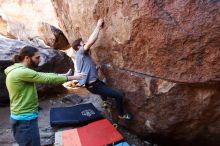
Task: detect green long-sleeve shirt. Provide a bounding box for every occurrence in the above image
[5,63,68,115]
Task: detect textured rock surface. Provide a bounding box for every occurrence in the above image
[0,15,7,36]
[52,0,220,145]
[0,36,74,101]
[52,0,220,83]
[38,22,70,50]
[102,65,220,145]
[0,0,58,40]
[0,15,15,39]
[0,61,10,105]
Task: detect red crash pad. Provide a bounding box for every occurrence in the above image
[60,119,123,146]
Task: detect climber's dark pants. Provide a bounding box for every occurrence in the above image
[86,80,124,116]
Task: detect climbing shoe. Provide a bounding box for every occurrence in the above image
[102,101,110,109]
[118,113,133,120]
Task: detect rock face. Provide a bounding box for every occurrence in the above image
[0,15,15,39]
[51,0,220,145]
[0,36,74,102]
[0,61,10,105]
[38,22,70,50]
[0,0,58,40]
[102,66,220,146]
[0,15,7,36]
[52,0,220,83]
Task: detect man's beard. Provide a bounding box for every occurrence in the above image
[29,58,39,69]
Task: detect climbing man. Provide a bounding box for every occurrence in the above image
[5,46,86,146]
[72,18,133,120]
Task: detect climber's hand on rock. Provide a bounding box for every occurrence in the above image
[65,69,72,76]
[97,18,104,28]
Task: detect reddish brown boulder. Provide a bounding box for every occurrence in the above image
[38,22,70,50]
[101,65,220,145]
[52,0,220,83]
[51,0,220,145]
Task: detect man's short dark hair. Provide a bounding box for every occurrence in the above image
[72,38,82,51]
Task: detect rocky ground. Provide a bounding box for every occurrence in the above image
[0,87,155,146]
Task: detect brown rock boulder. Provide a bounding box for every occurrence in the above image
[38,22,70,50]
[51,0,220,145]
[101,65,220,145]
[52,0,220,83]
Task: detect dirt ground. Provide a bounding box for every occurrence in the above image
[0,87,153,146]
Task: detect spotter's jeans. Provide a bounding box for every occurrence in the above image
[10,118,40,146]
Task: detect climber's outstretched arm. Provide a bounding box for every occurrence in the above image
[84,18,104,51]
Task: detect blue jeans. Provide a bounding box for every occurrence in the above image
[86,80,124,116]
[10,118,41,146]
